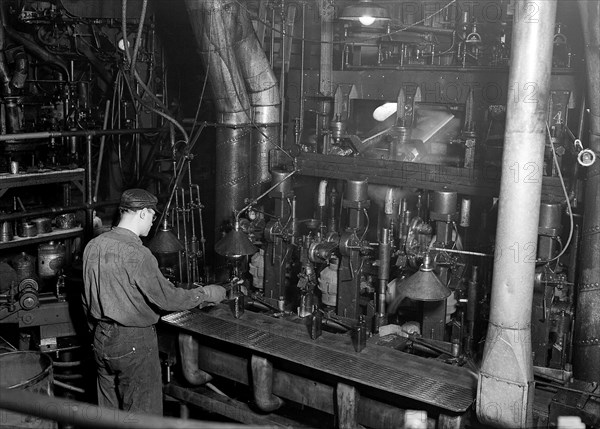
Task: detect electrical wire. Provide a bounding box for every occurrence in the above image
[0,335,17,351]
[543,123,574,264]
[190,62,210,140]
[359,207,370,242]
[121,0,189,144]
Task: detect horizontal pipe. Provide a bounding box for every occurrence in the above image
[0,127,160,142]
[0,199,120,222]
[395,25,455,36]
[0,388,265,429]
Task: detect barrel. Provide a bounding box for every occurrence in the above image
[0,351,56,428]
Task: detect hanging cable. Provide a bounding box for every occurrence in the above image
[121,0,189,144]
[543,122,574,263]
[130,0,148,73]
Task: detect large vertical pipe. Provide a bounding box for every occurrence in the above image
[573,0,600,385]
[183,0,252,232]
[476,1,557,427]
[233,4,280,199]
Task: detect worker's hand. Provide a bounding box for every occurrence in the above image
[201,284,227,303]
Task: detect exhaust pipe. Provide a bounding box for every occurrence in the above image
[183,0,252,232]
[233,3,280,198]
[184,0,280,230]
[476,0,557,427]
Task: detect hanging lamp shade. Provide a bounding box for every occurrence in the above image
[388,254,451,314]
[339,0,391,26]
[148,220,184,253]
[215,221,258,258]
[398,254,451,301]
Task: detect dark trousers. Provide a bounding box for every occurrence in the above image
[93,321,163,415]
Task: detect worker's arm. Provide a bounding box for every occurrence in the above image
[135,250,225,311]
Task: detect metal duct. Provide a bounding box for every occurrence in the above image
[184,0,252,231]
[250,125,277,198]
[184,0,280,225]
[573,0,600,385]
[476,1,557,427]
[233,4,280,198]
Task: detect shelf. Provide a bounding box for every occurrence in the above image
[0,168,85,198]
[0,227,83,250]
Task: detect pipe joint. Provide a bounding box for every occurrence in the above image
[250,354,284,412]
[178,333,213,386]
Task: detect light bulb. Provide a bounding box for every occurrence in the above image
[117,38,130,51]
[359,15,376,26]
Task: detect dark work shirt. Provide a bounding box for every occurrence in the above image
[82,227,206,327]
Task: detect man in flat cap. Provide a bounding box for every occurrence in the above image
[82,188,226,415]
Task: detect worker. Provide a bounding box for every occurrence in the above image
[82,188,226,415]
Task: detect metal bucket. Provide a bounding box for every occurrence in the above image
[0,351,56,428]
[37,242,65,278]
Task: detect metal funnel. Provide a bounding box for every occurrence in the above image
[148,220,184,253]
[215,222,257,257]
[398,254,451,301]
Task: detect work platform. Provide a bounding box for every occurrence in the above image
[161,305,476,427]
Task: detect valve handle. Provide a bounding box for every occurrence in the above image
[577,148,596,167]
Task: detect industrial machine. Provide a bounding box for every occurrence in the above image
[1,0,599,428]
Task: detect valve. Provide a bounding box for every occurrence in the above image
[574,139,596,167]
[577,148,596,167]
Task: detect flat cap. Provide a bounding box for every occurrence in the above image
[119,188,158,211]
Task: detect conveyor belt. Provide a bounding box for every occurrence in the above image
[162,309,475,413]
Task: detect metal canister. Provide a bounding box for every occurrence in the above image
[14,252,35,281]
[346,179,368,203]
[460,198,471,227]
[9,161,19,174]
[32,218,52,234]
[0,221,13,242]
[55,213,76,229]
[37,241,66,278]
[18,222,38,238]
[230,294,245,319]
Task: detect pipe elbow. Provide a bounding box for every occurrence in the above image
[10,50,28,90]
[251,354,283,412]
[178,333,213,386]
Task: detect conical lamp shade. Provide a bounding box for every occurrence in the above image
[398,255,451,301]
[215,229,257,257]
[148,221,184,253]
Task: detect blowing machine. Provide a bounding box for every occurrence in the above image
[0,0,599,428]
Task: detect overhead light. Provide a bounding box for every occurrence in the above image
[116,33,134,51]
[214,220,258,258]
[387,254,451,314]
[339,0,391,26]
[148,220,184,254]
